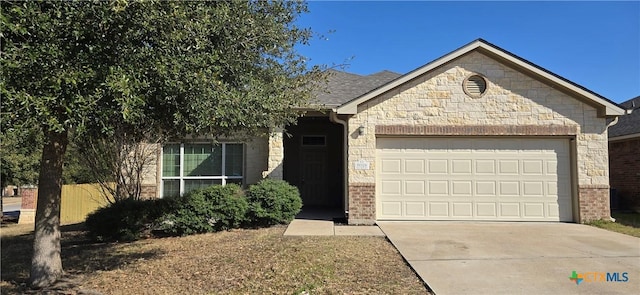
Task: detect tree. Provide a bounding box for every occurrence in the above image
[74,125,164,203]
[0,126,42,189]
[1,0,323,288]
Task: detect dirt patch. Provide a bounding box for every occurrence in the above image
[2,223,430,294]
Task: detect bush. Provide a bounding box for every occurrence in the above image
[85,197,180,241]
[154,184,248,236]
[245,179,302,226]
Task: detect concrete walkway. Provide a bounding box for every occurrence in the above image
[378,221,640,295]
[284,208,384,236]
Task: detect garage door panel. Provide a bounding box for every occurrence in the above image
[451,181,473,196]
[523,203,545,218]
[404,181,425,195]
[522,181,544,196]
[476,181,496,196]
[381,159,401,173]
[522,160,544,174]
[475,160,496,174]
[451,160,472,174]
[405,202,426,216]
[498,160,519,174]
[500,203,520,217]
[429,202,449,216]
[499,181,520,195]
[404,159,425,173]
[476,203,497,218]
[548,203,560,218]
[547,182,558,195]
[381,202,402,217]
[381,180,401,195]
[428,180,449,195]
[452,203,473,217]
[377,137,572,221]
[428,159,448,173]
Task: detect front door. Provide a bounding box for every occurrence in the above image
[283,116,344,209]
[300,149,328,206]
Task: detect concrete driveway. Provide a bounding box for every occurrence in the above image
[377,222,640,295]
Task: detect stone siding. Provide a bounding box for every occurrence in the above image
[347,51,611,223]
[263,131,284,180]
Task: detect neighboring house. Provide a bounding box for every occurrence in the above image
[608,96,640,210]
[140,39,626,224]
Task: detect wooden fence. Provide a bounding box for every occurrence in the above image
[60,183,112,224]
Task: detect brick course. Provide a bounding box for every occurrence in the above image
[609,138,640,209]
[348,183,375,225]
[376,124,578,136]
[578,185,610,222]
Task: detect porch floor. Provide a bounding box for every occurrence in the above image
[283,207,385,236]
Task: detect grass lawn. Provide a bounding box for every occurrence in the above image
[1,222,430,295]
[587,212,640,238]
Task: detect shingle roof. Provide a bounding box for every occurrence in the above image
[313,69,401,107]
[609,96,640,138]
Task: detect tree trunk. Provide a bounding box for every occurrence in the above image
[29,129,68,288]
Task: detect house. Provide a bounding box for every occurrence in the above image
[140,39,627,224]
[608,96,640,211]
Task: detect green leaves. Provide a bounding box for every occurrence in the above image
[1,0,325,140]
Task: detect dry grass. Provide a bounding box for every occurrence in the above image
[1,222,429,294]
[587,212,640,238]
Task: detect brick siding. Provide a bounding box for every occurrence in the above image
[376,124,578,136]
[609,138,640,209]
[578,185,611,222]
[348,183,375,225]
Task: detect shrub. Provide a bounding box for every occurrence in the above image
[85,197,180,242]
[245,179,302,226]
[154,184,248,236]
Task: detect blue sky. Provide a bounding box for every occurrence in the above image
[295,1,640,104]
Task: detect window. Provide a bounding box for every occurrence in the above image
[302,135,326,146]
[161,143,243,197]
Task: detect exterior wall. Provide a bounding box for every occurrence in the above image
[348,183,375,224]
[347,51,610,224]
[246,136,269,184]
[141,142,160,199]
[263,130,284,180]
[609,137,640,209]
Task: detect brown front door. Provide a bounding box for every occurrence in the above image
[300,149,328,206]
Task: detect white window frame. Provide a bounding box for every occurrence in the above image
[160,142,244,197]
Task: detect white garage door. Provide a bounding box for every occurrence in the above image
[376,137,572,221]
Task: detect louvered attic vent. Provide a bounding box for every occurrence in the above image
[463,75,487,97]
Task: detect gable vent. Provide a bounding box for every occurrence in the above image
[463,75,487,97]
